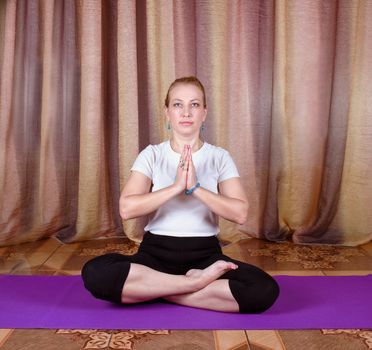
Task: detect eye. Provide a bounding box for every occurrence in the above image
[173,102,182,108]
[191,102,200,108]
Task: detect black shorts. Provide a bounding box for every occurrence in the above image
[82,232,279,313]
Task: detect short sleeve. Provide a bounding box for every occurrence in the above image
[130,145,155,180]
[218,150,240,182]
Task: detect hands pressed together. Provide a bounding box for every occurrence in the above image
[174,145,199,194]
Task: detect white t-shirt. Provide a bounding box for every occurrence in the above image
[130,140,240,237]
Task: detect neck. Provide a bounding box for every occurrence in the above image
[170,136,203,153]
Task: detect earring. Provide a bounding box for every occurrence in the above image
[167,122,171,131]
[200,122,205,133]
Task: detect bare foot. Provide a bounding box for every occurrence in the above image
[185,269,202,277]
[186,261,238,291]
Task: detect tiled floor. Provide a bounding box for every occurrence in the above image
[1,236,372,349]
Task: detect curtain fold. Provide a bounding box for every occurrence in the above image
[0,0,371,246]
[266,0,339,242]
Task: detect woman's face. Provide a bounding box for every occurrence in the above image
[165,83,207,138]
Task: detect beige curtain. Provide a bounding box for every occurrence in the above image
[1,0,371,246]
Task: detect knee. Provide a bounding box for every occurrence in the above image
[230,275,280,314]
[253,277,280,313]
[81,253,130,304]
[81,254,111,290]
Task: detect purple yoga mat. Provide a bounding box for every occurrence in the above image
[0,274,371,329]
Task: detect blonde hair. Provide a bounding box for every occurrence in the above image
[164,76,206,108]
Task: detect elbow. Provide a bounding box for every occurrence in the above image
[235,202,249,225]
[236,215,247,225]
[236,217,247,225]
[119,207,129,221]
[119,196,132,221]
[120,208,130,221]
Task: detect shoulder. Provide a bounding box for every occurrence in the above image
[139,141,168,157]
[202,143,239,180]
[132,141,169,177]
[203,142,232,159]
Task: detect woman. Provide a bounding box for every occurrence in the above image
[82,77,279,313]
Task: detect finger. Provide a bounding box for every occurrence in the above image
[184,151,189,170]
[180,162,187,172]
[188,154,197,185]
[180,147,186,162]
[182,155,188,172]
[178,147,187,170]
[188,151,194,168]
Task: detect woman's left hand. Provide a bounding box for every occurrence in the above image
[186,146,198,190]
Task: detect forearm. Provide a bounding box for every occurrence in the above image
[192,187,248,225]
[120,185,181,220]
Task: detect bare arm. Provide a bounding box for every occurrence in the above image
[185,151,248,225]
[192,178,249,225]
[119,147,189,220]
[119,171,178,220]
[120,145,248,224]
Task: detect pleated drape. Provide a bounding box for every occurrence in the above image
[0,0,371,246]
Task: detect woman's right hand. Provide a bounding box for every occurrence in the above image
[173,145,189,193]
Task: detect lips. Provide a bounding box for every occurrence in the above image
[180,122,193,126]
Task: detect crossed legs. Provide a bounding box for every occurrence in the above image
[121,261,240,312]
[82,236,279,313]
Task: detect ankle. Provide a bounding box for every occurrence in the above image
[184,274,201,292]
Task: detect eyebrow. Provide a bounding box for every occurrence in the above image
[172,98,201,102]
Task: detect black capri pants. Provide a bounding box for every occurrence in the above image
[82,232,279,313]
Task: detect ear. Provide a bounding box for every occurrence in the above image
[164,106,170,120]
[164,107,171,128]
[203,108,207,122]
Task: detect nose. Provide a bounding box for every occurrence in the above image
[183,106,191,117]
